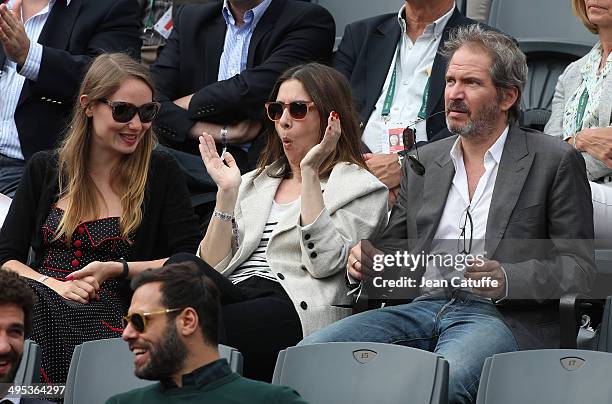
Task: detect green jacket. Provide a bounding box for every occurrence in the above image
[106,360,307,404]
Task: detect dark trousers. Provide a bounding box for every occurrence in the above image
[0,154,26,198]
[166,253,303,382]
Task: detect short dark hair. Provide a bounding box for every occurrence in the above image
[130,262,220,346]
[0,269,36,336]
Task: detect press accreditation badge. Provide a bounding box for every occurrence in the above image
[382,126,405,154]
[154,6,173,39]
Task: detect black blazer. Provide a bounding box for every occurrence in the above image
[0,150,201,269]
[150,0,335,149]
[377,126,594,349]
[0,0,141,160]
[333,8,478,143]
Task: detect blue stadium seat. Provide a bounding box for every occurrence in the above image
[272,342,448,404]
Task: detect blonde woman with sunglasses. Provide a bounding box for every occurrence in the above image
[0,53,201,383]
[188,63,388,381]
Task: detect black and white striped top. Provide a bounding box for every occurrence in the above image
[229,199,299,285]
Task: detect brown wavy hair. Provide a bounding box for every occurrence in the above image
[256,63,367,179]
[55,53,156,243]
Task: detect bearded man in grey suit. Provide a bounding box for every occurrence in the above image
[301,25,595,404]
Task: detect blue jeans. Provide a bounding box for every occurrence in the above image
[300,291,518,404]
[0,154,26,198]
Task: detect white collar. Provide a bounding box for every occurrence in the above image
[450,125,509,168]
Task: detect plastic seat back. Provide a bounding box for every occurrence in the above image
[488,0,597,57]
[273,342,448,404]
[64,338,244,404]
[477,349,612,404]
[64,338,154,404]
[13,340,41,385]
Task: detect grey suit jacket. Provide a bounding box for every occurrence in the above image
[208,162,388,336]
[380,125,595,349]
[545,42,612,180]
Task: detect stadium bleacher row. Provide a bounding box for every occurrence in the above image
[14,319,612,404]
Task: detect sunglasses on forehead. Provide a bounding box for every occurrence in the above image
[265,101,315,121]
[100,99,161,123]
[121,308,184,333]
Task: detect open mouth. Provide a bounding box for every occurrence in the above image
[0,360,12,376]
[130,347,150,367]
[119,133,139,146]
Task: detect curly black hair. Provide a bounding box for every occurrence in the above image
[0,269,36,336]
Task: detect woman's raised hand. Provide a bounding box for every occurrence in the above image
[300,112,341,171]
[199,133,242,192]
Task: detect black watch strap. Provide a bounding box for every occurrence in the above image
[116,258,129,281]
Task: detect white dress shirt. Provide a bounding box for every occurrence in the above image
[422,126,509,297]
[361,3,454,153]
[0,0,71,160]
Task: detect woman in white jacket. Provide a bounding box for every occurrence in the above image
[194,63,388,380]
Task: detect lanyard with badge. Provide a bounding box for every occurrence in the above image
[575,87,589,132]
[381,45,430,154]
[143,0,156,38]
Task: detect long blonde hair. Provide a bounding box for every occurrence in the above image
[55,53,156,243]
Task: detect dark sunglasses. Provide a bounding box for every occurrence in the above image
[121,308,184,333]
[100,99,160,123]
[265,101,315,121]
[402,127,426,176]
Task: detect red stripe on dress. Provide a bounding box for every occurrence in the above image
[101,320,124,333]
[40,367,51,384]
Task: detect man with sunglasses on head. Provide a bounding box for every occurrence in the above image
[149,0,334,222]
[301,26,595,404]
[0,0,141,198]
[334,1,498,208]
[107,262,306,404]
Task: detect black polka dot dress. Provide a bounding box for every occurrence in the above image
[25,207,134,384]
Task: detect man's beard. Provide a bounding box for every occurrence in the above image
[135,322,188,381]
[0,350,20,383]
[446,99,500,140]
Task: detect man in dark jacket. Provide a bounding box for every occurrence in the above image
[0,0,141,196]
